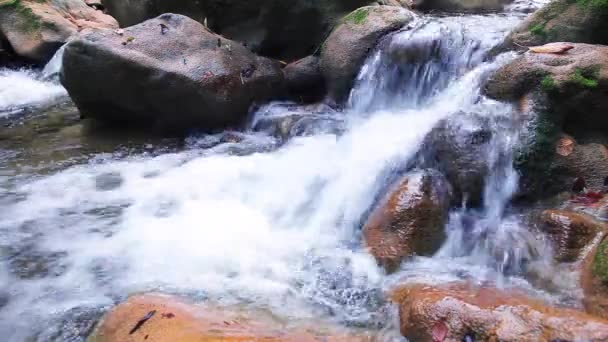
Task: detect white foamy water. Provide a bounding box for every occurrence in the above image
[0,12,563,342]
[0,68,67,116]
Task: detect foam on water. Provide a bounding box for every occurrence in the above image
[0,68,67,116]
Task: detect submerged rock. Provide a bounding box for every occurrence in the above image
[363,169,452,272]
[320,6,414,103]
[541,209,607,262]
[418,114,494,206]
[0,0,117,63]
[392,282,608,341]
[61,14,285,132]
[502,0,608,51]
[89,293,372,341]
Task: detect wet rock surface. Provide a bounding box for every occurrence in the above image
[502,0,608,51]
[581,234,608,319]
[284,55,326,102]
[320,6,414,102]
[418,113,494,206]
[363,169,452,272]
[89,293,373,342]
[100,0,392,61]
[541,209,607,262]
[392,282,608,341]
[61,14,285,132]
[0,0,117,63]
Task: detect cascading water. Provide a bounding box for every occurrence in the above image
[0,46,67,117]
[0,7,572,342]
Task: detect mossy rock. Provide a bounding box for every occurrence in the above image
[501,0,608,50]
[594,238,608,283]
[320,6,414,103]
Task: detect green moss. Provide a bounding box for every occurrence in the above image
[343,7,369,25]
[570,67,599,89]
[593,239,608,283]
[541,75,556,91]
[577,0,608,11]
[1,0,44,33]
[529,23,547,36]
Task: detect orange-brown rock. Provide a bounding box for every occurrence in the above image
[363,169,451,272]
[89,293,373,342]
[581,234,608,319]
[392,283,608,341]
[541,209,607,262]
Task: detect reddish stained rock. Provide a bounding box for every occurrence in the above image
[541,209,607,262]
[392,283,608,341]
[363,169,451,272]
[89,293,373,342]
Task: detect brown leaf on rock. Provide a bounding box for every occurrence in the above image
[556,136,575,156]
[529,42,574,54]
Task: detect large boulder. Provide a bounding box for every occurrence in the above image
[320,6,414,103]
[60,14,285,131]
[485,44,608,199]
[541,209,607,262]
[0,0,117,63]
[89,293,372,342]
[392,283,608,341]
[100,0,406,61]
[362,169,452,272]
[502,0,608,51]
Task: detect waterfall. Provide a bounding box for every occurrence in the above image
[0,46,67,116]
[0,10,564,342]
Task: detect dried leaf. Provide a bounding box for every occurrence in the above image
[556,137,575,156]
[529,43,574,54]
[432,321,448,342]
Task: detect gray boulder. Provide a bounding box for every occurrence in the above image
[320,6,414,103]
[61,14,285,131]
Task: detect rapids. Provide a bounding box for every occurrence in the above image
[0,4,573,341]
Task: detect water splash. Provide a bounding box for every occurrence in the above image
[0,46,68,117]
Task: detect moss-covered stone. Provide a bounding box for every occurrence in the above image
[569,66,599,89]
[594,238,608,283]
[343,7,370,25]
[530,23,547,36]
[541,75,556,91]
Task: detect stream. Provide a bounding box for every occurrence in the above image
[0,4,572,341]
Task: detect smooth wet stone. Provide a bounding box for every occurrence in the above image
[363,169,452,272]
[89,293,373,342]
[541,209,607,262]
[581,234,608,319]
[321,6,414,102]
[392,282,608,341]
[61,14,285,132]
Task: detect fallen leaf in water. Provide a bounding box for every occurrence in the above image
[556,137,575,156]
[529,43,574,54]
[432,321,448,342]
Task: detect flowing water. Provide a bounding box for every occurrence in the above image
[0,5,573,342]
